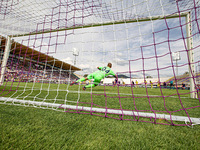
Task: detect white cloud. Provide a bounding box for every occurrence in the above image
[6,0,199,78]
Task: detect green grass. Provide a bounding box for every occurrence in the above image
[0,82,200,149]
[0,82,199,119]
[0,104,200,150]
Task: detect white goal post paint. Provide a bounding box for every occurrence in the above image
[0,97,199,124]
[185,12,197,99]
[10,12,190,37]
[0,36,12,85]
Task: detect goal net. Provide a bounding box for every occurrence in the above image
[0,0,200,126]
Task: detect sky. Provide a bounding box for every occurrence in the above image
[1,0,200,78]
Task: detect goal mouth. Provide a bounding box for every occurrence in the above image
[0,0,200,126]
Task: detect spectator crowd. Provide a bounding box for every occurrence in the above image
[2,56,78,84]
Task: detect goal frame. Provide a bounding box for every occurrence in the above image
[1,12,196,98]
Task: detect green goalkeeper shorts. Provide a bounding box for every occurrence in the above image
[87,73,102,85]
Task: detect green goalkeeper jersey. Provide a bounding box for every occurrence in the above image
[87,66,115,82]
[96,66,115,78]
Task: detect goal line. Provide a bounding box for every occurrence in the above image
[0,97,199,125]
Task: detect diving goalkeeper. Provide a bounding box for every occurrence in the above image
[70,63,117,90]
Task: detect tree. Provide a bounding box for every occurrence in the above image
[146,76,152,78]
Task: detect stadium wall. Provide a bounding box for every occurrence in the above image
[103,78,169,85]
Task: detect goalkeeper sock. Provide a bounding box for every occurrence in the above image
[85,84,97,88]
[76,78,85,83]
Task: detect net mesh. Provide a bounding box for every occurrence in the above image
[0,0,200,126]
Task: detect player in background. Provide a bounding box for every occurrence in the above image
[113,77,118,87]
[182,82,186,90]
[150,80,153,89]
[170,80,173,89]
[70,63,117,90]
[135,80,138,88]
[157,80,160,88]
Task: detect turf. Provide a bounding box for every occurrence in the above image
[0,82,200,149]
[0,104,200,150]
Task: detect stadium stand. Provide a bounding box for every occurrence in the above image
[0,36,81,84]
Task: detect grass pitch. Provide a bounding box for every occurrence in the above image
[0,82,200,149]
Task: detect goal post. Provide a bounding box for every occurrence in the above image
[0,36,12,85]
[185,12,197,99]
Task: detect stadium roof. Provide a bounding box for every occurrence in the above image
[0,36,81,71]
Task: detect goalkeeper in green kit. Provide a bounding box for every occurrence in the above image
[70,63,117,90]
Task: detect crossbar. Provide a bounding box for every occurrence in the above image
[10,12,188,37]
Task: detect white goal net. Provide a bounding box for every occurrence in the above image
[0,0,200,126]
